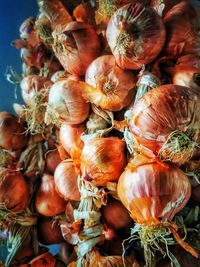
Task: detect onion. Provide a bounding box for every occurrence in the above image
[101,198,131,230]
[163,1,200,57]
[81,137,127,186]
[20,75,52,106]
[0,112,27,150]
[52,21,101,76]
[106,3,166,70]
[37,216,65,245]
[128,84,200,166]
[59,123,85,156]
[0,169,30,212]
[54,160,80,202]
[84,55,136,111]
[35,173,66,216]
[59,242,77,265]
[28,252,56,267]
[45,149,63,174]
[45,78,90,126]
[117,155,197,266]
[150,0,183,16]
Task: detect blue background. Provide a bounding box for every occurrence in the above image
[0,0,60,262]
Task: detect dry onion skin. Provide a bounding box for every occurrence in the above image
[0,169,30,212]
[128,85,200,166]
[163,1,200,57]
[52,21,101,76]
[81,137,127,186]
[45,78,90,126]
[84,55,137,111]
[54,159,80,202]
[35,173,66,217]
[106,3,166,70]
[0,112,27,150]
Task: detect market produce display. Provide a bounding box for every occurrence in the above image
[1,0,200,266]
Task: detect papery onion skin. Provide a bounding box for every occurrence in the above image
[20,75,52,106]
[0,112,28,150]
[52,21,101,76]
[117,156,191,224]
[59,123,85,156]
[128,85,200,164]
[0,169,30,212]
[106,3,166,70]
[45,79,90,126]
[35,173,66,217]
[85,55,136,111]
[54,160,80,202]
[163,1,200,57]
[81,137,127,186]
[101,198,131,230]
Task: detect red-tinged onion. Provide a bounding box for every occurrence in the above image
[0,112,27,150]
[35,173,66,216]
[45,149,63,174]
[106,3,166,70]
[0,169,30,212]
[150,0,183,16]
[54,160,80,202]
[81,137,127,186]
[20,75,52,106]
[84,55,136,111]
[52,21,101,76]
[128,85,200,166]
[45,78,90,126]
[101,198,131,230]
[163,1,200,57]
[28,252,56,267]
[37,216,65,245]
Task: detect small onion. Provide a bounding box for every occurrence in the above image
[84,55,136,111]
[45,78,90,126]
[81,137,127,186]
[106,3,166,70]
[163,1,200,57]
[20,75,52,106]
[0,169,30,212]
[59,123,85,156]
[52,21,101,76]
[101,198,131,230]
[54,159,80,202]
[35,173,66,216]
[0,112,27,150]
[45,149,63,174]
[128,85,200,165]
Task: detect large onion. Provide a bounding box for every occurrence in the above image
[54,159,80,202]
[45,78,90,126]
[35,173,66,216]
[106,3,166,70]
[0,112,27,150]
[128,85,200,165]
[81,137,127,186]
[84,55,136,111]
[0,169,30,212]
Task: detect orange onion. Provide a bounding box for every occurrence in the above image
[106,3,166,70]
[0,112,27,150]
[172,65,200,92]
[150,0,183,16]
[101,198,131,230]
[28,252,56,267]
[117,155,198,266]
[163,1,200,57]
[59,123,85,156]
[37,216,65,245]
[35,173,66,216]
[20,75,52,106]
[84,55,137,111]
[52,21,101,76]
[54,159,80,202]
[45,78,90,126]
[0,169,30,212]
[45,149,63,174]
[81,137,127,186]
[128,84,200,165]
